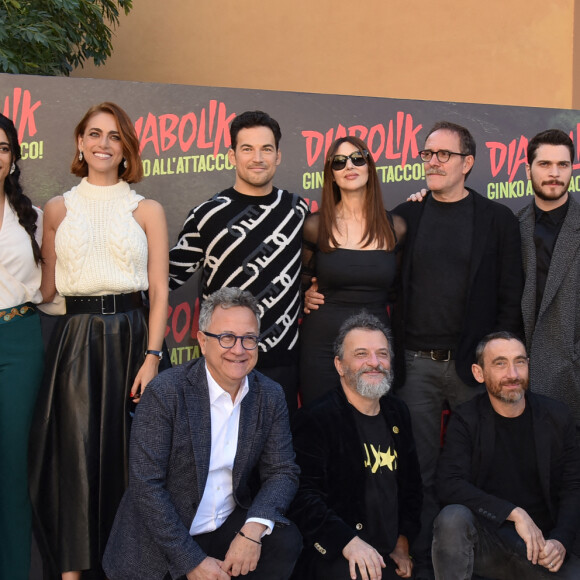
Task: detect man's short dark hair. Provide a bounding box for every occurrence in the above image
[425,121,476,158]
[199,287,261,332]
[527,129,574,166]
[475,331,526,366]
[424,121,476,180]
[230,110,282,150]
[334,311,393,360]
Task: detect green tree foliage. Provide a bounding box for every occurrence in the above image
[0,0,133,75]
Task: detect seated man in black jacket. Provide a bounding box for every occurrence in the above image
[433,331,580,579]
[291,312,422,580]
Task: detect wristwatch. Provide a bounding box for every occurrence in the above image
[145,349,163,360]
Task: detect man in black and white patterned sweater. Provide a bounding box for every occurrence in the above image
[169,111,309,413]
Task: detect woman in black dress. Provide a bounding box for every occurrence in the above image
[299,136,405,405]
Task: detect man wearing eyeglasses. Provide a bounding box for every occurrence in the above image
[104,287,302,580]
[391,121,524,578]
[169,110,309,415]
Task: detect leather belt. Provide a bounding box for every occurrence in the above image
[416,349,454,362]
[64,292,143,315]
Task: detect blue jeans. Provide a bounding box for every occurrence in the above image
[433,505,580,580]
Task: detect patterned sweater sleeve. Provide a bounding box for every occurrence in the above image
[169,207,206,290]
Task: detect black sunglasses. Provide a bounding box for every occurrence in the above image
[331,150,369,171]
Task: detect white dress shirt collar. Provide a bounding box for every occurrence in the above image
[206,364,249,407]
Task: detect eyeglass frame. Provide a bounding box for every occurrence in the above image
[419,149,470,163]
[201,330,260,350]
[331,150,369,171]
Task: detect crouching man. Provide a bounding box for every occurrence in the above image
[433,331,580,579]
[291,312,422,579]
[103,287,301,580]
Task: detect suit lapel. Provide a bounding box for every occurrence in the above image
[518,204,538,344]
[530,396,552,507]
[478,398,497,485]
[468,193,493,288]
[232,372,259,490]
[537,198,580,320]
[401,200,426,293]
[336,389,367,487]
[184,361,212,502]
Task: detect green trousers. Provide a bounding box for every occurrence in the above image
[0,312,44,580]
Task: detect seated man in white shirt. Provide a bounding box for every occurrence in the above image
[103,287,301,580]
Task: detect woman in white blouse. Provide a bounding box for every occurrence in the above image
[0,113,44,580]
[29,103,169,580]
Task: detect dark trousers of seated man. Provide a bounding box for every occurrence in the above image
[312,551,403,580]
[398,352,483,577]
[165,506,302,580]
[433,505,580,580]
[309,527,405,580]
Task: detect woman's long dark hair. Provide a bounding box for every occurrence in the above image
[0,113,42,264]
[318,136,395,253]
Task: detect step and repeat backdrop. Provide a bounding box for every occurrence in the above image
[2,73,579,362]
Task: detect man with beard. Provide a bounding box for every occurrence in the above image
[392,121,524,578]
[433,332,580,579]
[289,312,422,580]
[518,129,580,425]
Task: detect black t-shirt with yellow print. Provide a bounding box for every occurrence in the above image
[352,407,399,554]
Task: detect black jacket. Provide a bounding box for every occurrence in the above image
[436,392,580,551]
[289,387,422,574]
[393,189,524,387]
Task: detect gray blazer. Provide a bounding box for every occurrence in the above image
[518,195,580,422]
[103,358,299,580]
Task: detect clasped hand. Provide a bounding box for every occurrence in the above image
[186,523,264,579]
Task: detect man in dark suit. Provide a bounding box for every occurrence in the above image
[518,129,580,425]
[103,287,301,580]
[433,331,580,579]
[290,312,422,580]
[391,121,524,578]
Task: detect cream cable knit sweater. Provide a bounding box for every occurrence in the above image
[55,178,149,296]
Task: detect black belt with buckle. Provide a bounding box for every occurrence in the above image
[64,292,143,315]
[417,349,454,362]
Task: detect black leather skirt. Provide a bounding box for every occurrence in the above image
[29,307,148,577]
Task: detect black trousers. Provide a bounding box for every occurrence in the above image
[166,506,302,580]
[257,362,299,417]
[312,551,401,580]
